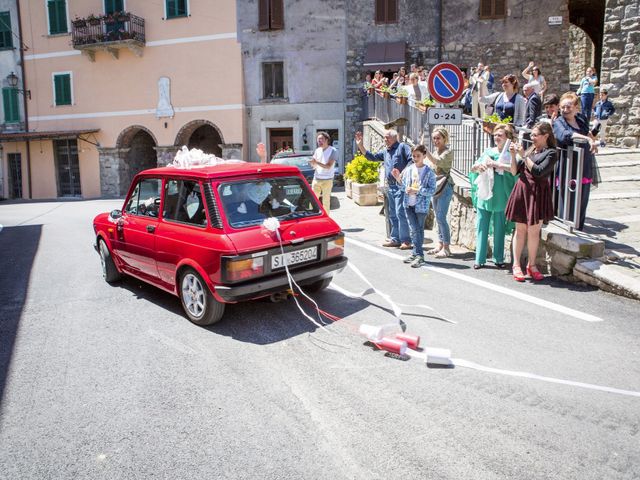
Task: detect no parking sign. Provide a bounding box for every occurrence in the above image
[427,63,464,104]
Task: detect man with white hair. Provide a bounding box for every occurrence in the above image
[355,129,412,249]
[523,82,542,130]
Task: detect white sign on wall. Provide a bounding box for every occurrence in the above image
[548,16,563,26]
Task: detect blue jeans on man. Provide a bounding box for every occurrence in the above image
[387,184,411,245]
[580,93,594,121]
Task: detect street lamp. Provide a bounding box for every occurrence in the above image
[6,72,31,99]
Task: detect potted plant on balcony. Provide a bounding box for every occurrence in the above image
[395,89,408,105]
[116,11,131,22]
[72,16,87,28]
[379,86,391,99]
[482,113,512,135]
[417,98,435,113]
[87,14,101,26]
[344,154,380,206]
[363,82,374,95]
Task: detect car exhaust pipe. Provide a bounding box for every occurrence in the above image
[269,291,290,303]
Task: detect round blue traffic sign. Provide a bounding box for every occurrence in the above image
[427,63,464,104]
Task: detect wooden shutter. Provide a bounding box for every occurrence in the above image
[54,74,71,106]
[480,0,492,18]
[177,0,188,16]
[0,12,12,49]
[387,0,398,22]
[270,0,284,30]
[375,0,385,23]
[3,88,19,123]
[105,0,124,14]
[258,0,269,30]
[56,0,67,33]
[494,0,506,16]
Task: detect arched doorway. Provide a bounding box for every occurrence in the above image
[175,120,223,156]
[569,0,606,78]
[116,125,158,191]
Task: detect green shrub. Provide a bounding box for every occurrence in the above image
[345,154,380,184]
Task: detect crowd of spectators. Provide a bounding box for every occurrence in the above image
[358,60,612,276]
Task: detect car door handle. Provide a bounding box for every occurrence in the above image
[146,225,156,233]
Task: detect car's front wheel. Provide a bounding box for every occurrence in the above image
[179,268,225,326]
[99,239,121,283]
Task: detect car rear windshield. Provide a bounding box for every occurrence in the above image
[218,176,321,229]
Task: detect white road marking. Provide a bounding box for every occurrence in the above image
[345,237,604,322]
[452,358,640,398]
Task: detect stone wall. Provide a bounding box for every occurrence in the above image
[569,24,594,83]
[344,0,571,163]
[600,0,640,148]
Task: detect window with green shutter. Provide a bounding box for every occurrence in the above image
[53,74,72,106]
[0,11,13,49]
[3,88,20,123]
[166,0,188,19]
[47,0,68,34]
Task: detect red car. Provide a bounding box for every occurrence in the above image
[93,162,347,325]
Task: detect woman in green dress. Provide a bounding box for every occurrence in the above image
[468,124,518,269]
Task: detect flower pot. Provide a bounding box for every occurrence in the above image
[352,182,379,206]
[417,104,428,113]
[396,97,407,105]
[345,178,353,199]
[88,18,101,26]
[72,19,87,28]
[367,87,374,95]
[482,121,496,135]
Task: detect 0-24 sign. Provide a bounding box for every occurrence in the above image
[427,107,462,125]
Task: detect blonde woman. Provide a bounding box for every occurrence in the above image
[424,127,454,258]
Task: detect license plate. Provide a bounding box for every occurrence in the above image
[272,246,318,269]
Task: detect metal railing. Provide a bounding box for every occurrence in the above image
[71,13,145,47]
[362,92,588,232]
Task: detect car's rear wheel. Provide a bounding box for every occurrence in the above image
[99,239,121,283]
[305,277,332,292]
[179,268,225,326]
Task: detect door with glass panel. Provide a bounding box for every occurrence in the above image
[54,139,82,197]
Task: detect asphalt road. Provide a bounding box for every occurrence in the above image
[0,200,639,480]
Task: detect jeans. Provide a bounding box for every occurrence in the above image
[475,208,506,265]
[432,182,453,244]
[386,185,410,244]
[405,206,428,257]
[581,93,594,120]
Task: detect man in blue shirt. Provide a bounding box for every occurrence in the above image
[355,129,412,248]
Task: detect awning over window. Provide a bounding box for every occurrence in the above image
[363,42,406,71]
[0,128,99,143]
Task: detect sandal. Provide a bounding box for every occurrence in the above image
[426,247,442,255]
[512,266,525,282]
[527,266,544,281]
[434,248,451,258]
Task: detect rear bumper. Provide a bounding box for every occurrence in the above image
[214,256,348,302]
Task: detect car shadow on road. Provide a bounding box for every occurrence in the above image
[0,225,42,408]
[208,288,378,345]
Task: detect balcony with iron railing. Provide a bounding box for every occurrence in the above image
[71,12,145,61]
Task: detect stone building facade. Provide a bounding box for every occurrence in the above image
[600,0,640,148]
[344,0,571,160]
[237,0,346,165]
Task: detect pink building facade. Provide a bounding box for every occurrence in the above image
[2,0,244,199]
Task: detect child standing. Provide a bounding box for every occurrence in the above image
[593,89,615,147]
[397,145,437,268]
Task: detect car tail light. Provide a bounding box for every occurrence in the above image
[226,257,264,281]
[327,236,345,258]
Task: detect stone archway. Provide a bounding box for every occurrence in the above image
[569,0,606,76]
[114,125,159,195]
[174,120,224,156]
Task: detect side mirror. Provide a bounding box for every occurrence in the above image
[110,209,122,219]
